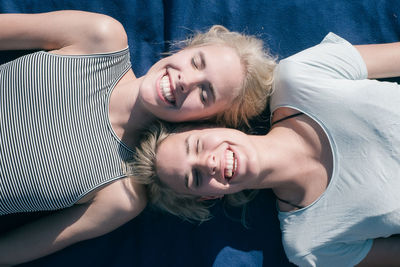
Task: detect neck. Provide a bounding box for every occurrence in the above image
[109,75,156,148]
[249,127,309,199]
[252,113,333,210]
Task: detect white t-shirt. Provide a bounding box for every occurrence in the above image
[270,33,400,267]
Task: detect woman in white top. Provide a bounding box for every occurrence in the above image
[131,33,400,266]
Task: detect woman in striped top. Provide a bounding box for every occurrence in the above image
[0,10,276,265]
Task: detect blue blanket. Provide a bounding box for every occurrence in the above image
[1,1,399,266]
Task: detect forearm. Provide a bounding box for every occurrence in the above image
[0,180,146,265]
[355,43,400,79]
[0,205,93,265]
[357,235,400,267]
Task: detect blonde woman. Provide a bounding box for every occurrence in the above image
[131,33,400,266]
[0,10,275,265]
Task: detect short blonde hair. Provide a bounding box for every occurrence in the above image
[126,121,258,222]
[176,25,276,128]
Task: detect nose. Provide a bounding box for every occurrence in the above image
[178,71,203,94]
[198,153,216,175]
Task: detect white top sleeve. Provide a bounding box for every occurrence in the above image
[282,32,367,80]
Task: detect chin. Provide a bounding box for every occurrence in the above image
[139,84,158,107]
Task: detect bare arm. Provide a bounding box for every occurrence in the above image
[0,10,128,54]
[357,235,400,267]
[355,43,400,79]
[0,179,146,266]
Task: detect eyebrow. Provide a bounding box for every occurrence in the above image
[184,174,189,189]
[199,51,216,104]
[185,135,190,155]
[199,51,206,69]
[184,136,190,189]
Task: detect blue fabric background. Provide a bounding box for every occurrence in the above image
[1,1,399,266]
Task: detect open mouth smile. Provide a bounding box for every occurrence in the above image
[224,149,237,181]
[159,74,176,105]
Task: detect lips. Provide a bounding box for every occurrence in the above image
[224,149,237,180]
[159,74,176,105]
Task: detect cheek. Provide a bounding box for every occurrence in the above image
[178,102,211,121]
[203,179,238,195]
[139,79,153,100]
[149,57,166,70]
[181,97,228,121]
[139,74,160,103]
[202,133,225,148]
[181,93,202,111]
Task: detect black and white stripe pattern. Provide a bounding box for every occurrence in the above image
[0,48,133,215]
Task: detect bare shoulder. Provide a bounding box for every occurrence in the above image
[93,178,147,216]
[80,12,128,53]
[49,11,128,55]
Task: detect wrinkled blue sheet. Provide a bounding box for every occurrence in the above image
[1,1,399,266]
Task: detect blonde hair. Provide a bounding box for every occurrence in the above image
[176,25,276,128]
[126,121,258,222]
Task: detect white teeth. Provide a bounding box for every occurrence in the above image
[160,75,175,103]
[225,149,237,179]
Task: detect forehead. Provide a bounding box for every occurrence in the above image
[155,127,217,193]
[180,45,244,100]
[155,131,190,193]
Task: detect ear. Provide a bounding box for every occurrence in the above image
[197,195,224,202]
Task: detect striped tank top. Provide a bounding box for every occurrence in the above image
[0,48,133,215]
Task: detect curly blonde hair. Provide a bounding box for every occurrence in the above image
[175,25,276,128]
[126,121,258,222]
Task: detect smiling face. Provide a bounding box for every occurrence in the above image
[138,45,244,122]
[155,127,260,197]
